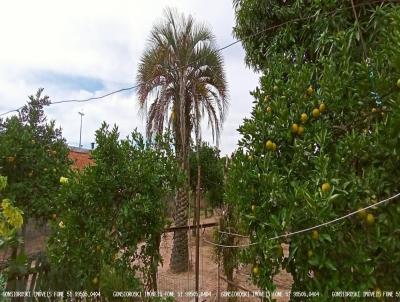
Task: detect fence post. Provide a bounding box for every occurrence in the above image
[217,260,220,302]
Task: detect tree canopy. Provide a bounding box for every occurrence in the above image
[224,0,400,296]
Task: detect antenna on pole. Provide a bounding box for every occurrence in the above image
[78,111,85,148]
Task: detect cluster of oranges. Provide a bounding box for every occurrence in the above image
[357,208,375,225]
[264,85,327,152]
[291,85,327,137]
[265,139,277,152]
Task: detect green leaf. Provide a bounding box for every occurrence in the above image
[325,260,337,271]
[308,258,319,266]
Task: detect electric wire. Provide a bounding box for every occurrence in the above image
[203,192,400,248]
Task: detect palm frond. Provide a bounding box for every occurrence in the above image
[136,8,228,147]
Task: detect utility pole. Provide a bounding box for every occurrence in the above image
[78,111,85,148]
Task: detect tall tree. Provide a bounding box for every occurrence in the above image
[227,0,400,295]
[136,8,228,272]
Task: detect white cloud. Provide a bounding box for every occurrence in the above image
[0,0,259,155]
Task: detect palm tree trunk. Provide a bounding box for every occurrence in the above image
[170,69,190,272]
[170,188,189,272]
[192,191,197,236]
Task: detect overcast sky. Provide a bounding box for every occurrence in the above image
[0,1,259,155]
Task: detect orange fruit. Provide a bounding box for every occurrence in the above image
[266,140,273,150]
[321,182,331,193]
[266,106,272,113]
[297,126,305,136]
[300,113,308,123]
[291,123,299,134]
[366,213,375,225]
[306,85,314,95]
[319,103,326,113]
[252,265,260,275]
[312,108,320,118]
[271,143,277,152]
[311,230,319,241]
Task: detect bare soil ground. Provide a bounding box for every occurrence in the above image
[158,217,293,302]
[1,216,293,301]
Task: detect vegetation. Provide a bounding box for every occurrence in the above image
[136,8,228,272]
[1,1,399,298]
[0,89,71,223]
[189,143,224,217]
[0,175,23,246]
[46,123,182,295]
[223,0,400,299]
[0,89,70,287]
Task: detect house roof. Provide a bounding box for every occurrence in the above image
[68,147,94,170]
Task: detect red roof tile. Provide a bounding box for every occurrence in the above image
[68,148,94,170]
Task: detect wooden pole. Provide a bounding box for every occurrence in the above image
[164,222,217,233]
[195,162,201,302]
[217,259,221,302]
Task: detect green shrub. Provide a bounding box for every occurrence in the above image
[46,123,182,294]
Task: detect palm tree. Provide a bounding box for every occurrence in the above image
[136,8,228,272]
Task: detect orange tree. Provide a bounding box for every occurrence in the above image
[0,89,70,223]
[0,89,70,281]
[46,123,182,295]
[225,0,400,299]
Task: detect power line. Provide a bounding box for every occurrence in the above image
[51,85,139,105]
[0,107,23,117]
[219,230,249,238]
[0,86,140,118]
[0,0,397,118]
[204,192,400,248]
